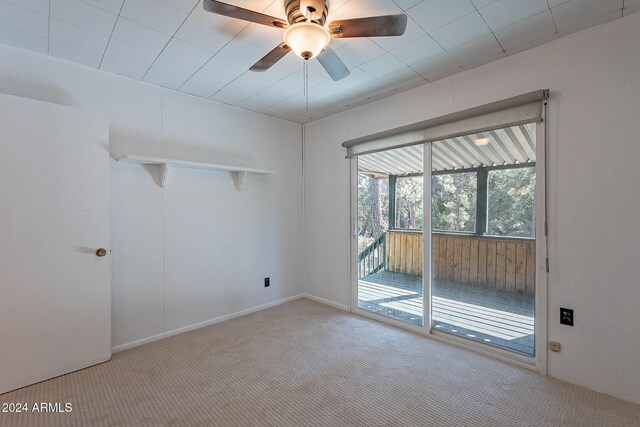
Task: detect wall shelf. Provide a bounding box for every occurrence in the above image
[117,155,274,190]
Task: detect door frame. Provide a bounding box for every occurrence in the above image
[349,116,548,374]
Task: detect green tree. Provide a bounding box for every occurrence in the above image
[357,174,389,251]
[395,176,423,229]
[487,168,535,237]
[358,166,535,247]
[432,172,477,232]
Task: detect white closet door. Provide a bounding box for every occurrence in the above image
[0,93,111,394]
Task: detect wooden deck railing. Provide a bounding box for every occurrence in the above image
[385,230,536,295]
[358,233,386,278]
[385,230,423,276]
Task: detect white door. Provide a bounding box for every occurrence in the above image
[0,93,111,394]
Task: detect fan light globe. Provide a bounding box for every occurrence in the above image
[283,22,331,60]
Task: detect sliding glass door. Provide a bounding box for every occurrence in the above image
[355,145,424,326]
[353,122,538,359]
[428,124,537,357]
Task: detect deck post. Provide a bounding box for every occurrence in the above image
[476,168,488,235]
[388,174,397,229]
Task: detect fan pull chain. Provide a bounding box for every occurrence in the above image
[304,60,309,111]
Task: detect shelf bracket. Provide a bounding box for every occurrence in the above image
[160,163,170,188]
[232,171,247,191]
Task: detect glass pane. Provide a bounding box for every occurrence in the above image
[430,124,537,357]
[432,172,477,233]
[357,146,423,326]
[395,176,424,230]
[487,168,536,238]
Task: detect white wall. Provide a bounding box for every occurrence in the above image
[304,12,640,405]
[0,43,303,350]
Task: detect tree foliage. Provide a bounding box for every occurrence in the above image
[431,173,476,233]
[396,177,423,229]
[487,168,536,237]
[357,166,535,254]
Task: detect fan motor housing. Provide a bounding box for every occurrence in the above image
[285,0,329,26]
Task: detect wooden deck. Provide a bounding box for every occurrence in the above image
[358,270,535,356]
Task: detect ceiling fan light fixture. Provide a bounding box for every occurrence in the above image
[283,22,331,60]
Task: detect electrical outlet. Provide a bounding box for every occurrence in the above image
[549,342,561,352]
[560,308,574,326]
[264,277,270,288]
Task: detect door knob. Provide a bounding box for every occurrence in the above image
[96,248,107,257]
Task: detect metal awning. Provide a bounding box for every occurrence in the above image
[357,123,536,176]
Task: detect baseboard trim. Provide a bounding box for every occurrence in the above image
[112,294,304,353]
[303,294,350,311]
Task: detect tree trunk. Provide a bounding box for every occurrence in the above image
[396,198,403,228]
[369,178,385,238]
[409,203,416,228]
[455,198,462,231]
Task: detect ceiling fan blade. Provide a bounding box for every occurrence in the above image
[203,0,288,29]
[316,47,350,81]
[250,43,292,72]
[329,14,408,38]
[300,0,327,22]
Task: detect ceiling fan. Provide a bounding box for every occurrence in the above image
[203,0,408,81]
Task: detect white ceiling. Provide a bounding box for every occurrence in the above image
[0,0,636,123]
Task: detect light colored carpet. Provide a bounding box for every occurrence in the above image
[1,298,639,427]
